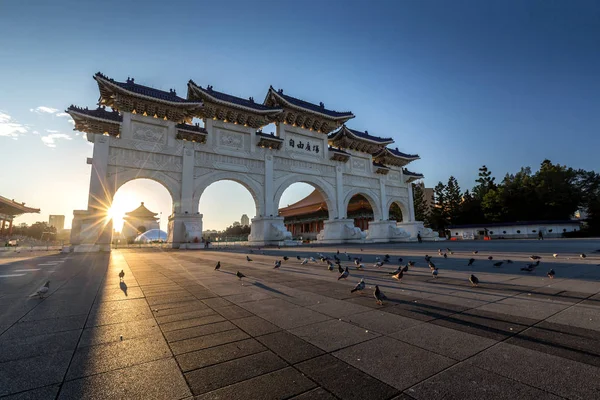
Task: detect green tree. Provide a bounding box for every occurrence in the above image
[429,182,449,231]
[412,183,429,223]
[473,165,496,200]
[532,160,581,220]
[444,176,462,224]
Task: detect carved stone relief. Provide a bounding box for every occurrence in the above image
[108,147,182,172]
[131,121,167,143]
[218,130,244,149]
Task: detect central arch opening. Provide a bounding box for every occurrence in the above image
[199,180,257,243]
[109,179,172,244]
[389,201,405,223]
[347,194,375,231]
[278,182,332,241]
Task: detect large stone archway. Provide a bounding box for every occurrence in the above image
[68,72,433,250]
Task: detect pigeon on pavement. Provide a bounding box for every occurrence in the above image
[274,260,281,269]
[374,285,386,305]
[505,259,513,264]
[392,270,403,281]
[34,281,50,298]
[469,274,479,287]
[119,270,125,281]
[553,254,558,258]
[338,267,349,280]
[246,256,252,262]
[530,255,541,260]
[580,253,587,259]
[468,258,475,266]
[493,261,503,267]
[236,271,245,280]
[432,268,439,278]
[473,250,479,254]
[547,269,556,279]
[214,262,220,271]
[351,279,365,293]
[283,256,289,261]
[301,258,309,265]
[296,256,301,260]
[488,256,493,260]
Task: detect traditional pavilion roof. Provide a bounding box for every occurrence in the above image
[373,161,390,175]
[176,123,207,143]
[66,105,122,137]
[372,147,420,167]
[256,131,284,150]
[263,87,354,134]
[0,195,40,216]
[187,81,282,128]
[279,190,373,218]
[403,168,424,182]
[328,146,351,162]
[124,202,159,221]
[279,190,328,217]
[94,72,203,122]
[328,125,393,154]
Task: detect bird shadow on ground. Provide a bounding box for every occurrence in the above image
[252,281,291,297]
[119,281,128,296]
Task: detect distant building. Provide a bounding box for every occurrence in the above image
[448,220,582,240]
[0,195,40,237]
[241,214,250,226]
[122,202,159,241]
[232,221,241,227]
[49,215,65,232]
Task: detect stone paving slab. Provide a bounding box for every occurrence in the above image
[296,354,399,400]
[77,318,160,347]
[66,333,171,380]
[176,338,266,372]
[255,331,325,364]
[1,385,60,400]
[289,387,338,400]
[184,351,287,395]
[391,322,498,360]
[344,309,423,335]
[469,342,600,399]
[229,315,282,337]
[59,358,191,400]
[193,367,316,400]
[290,318,380,352]
[169,328,250,355]
[1,314,86,340]
[164,320,237,343]
[333,336,456,391]
[0,329,81,363]
[406,362,563,400]
[0,350,72,396]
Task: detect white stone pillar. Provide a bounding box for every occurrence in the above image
[87,135,110,213]
[335,166,344,219]
[264,154,274,216]
[379,177,388,220]
[181,144,195,214]
[407,183,416,222]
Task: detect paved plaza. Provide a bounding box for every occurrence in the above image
[1,239,600,399]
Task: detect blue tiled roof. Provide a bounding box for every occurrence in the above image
[268,87,354,118]
[389,147,419,159]
[328,126,393,144]
[67,105,122,122]
[189,81,281,112]
[176,123,207,133]
[403,168,423,177]
[95,72,197,103]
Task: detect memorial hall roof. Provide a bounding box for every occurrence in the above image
[0,195,40,216]
[264,87,355,120]
[95,72,200,105]
[188,81,282,114]
[372,147,420,167]
[403,168,424,178]
[124,202,159,220]
[279,190,327,217]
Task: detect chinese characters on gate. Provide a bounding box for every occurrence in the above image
[288,138,319,153]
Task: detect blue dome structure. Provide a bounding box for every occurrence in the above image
[134,229,167,243]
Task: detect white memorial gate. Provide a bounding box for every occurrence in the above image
[68,72,437,251]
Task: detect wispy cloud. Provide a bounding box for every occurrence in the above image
[0,111,28,138]
[46,129,59,133]
[41,133,72,148]
[55,112,70,117]
[31,106,60,114]
[67,119,75,125]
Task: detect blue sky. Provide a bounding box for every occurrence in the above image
[1,0,599,231]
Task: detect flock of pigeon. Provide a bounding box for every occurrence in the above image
[210,248,590,305]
